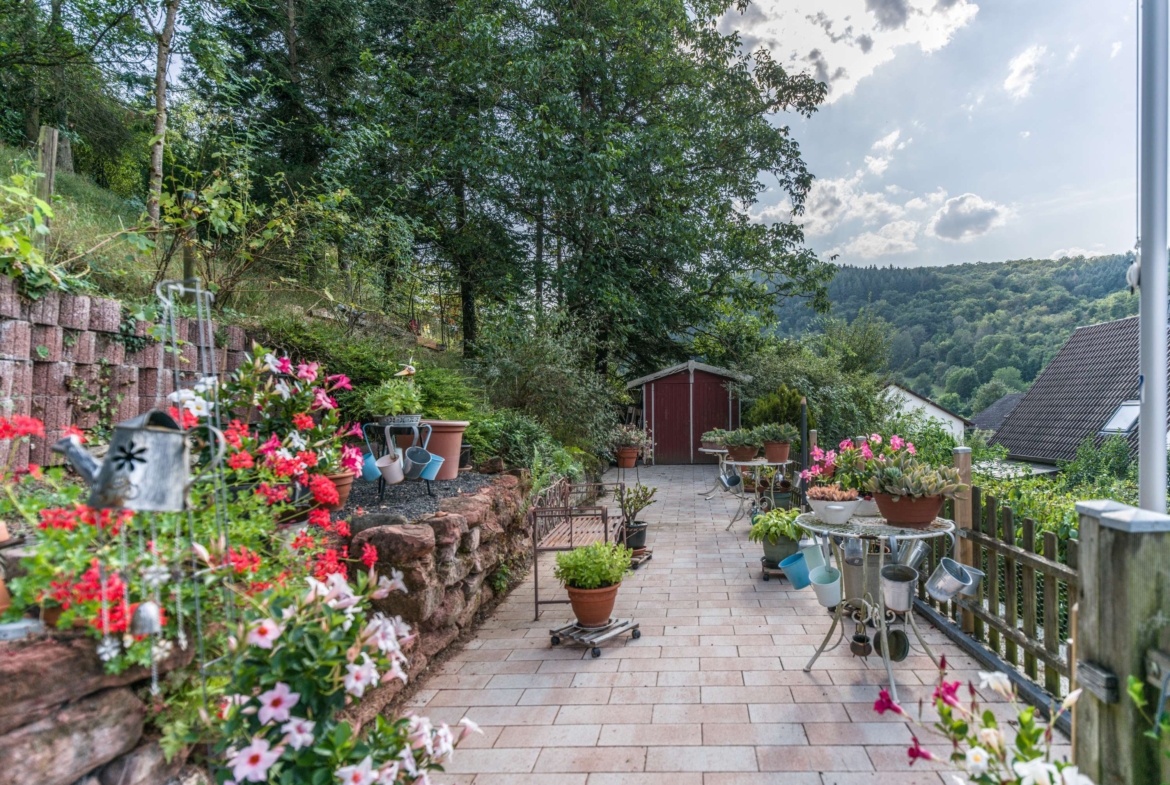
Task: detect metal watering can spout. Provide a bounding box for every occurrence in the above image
[52,434,102,485]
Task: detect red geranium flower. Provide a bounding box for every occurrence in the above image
[308,474,339,506]
[292,413,314,431]
[227,451,255,470]
[360,543,378,569]
[228,546,261,574]
[308,508,331,529]
[256,483,290,505]
[333,519,350,538]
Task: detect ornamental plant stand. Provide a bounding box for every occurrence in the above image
[759,556,786,582]
[629,548,653,569]
[549,617,641,658]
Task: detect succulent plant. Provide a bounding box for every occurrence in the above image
[862,452,967,500]
[754,423,799,444]
[723,428,764,448]
[701,429,728,444]
[806,483,859,502]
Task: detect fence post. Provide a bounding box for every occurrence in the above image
[1073,500,1170,785]
[952,447,974,633]
[35,125,58,246]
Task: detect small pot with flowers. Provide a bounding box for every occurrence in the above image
[611,425,650,469]
[754,423,799,464]
[723,428,763,462]
[856,434,966,527]
[554,541,633,628]
[806,483,860,525]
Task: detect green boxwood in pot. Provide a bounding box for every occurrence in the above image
[754,423,799,463]
[554,541,633,627]
[749,507,802,565]
[723,428,763,462]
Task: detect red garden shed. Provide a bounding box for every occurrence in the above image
[626,361,749,465]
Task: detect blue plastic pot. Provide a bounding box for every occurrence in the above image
[779,551,811,589]
[419,455,445,481]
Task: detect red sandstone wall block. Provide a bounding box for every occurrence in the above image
[93,334,125,366]
[87,298,121,332]
[2,438,31,468]
[111,366,138,400]
[62,330,95,364]
[30,325,63,362]
[25,291,59,325]
[32,395,70,431]
[33,362,72,396]
[138,368,176,399]
[0,276,20,319]
[222,325,247,351]
[0,321,31,360]
[126,341,162,368]
[0,359,32,402]
[57,294,91,330]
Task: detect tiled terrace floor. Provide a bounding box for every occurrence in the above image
[417,465,1055,785]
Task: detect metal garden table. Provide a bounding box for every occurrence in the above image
[724,458,792,530]
[795,512,955,702]
[697,447,728,499]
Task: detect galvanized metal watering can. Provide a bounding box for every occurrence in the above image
[54,410,220,512]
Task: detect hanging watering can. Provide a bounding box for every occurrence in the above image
[376,449,404,484]
[359,425,382,482]
[403,447,433,480]
[895,540,930,571]
[925,557,973,602]
[53,410,223,512]
[420,455,445,481]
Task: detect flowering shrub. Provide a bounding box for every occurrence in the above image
[873,659,1091,785]
[803,434,967,502]
[216,567,479,784]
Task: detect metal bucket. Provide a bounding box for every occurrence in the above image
[419,455,445,481]
[959,565,985,597]
[376,451,404,484]
[880,564,919,612]
[403,447,433,480]
[896,540,930,570]
[925,557,973,602]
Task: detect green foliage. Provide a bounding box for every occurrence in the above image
[723,428,763,449]
[744,383,810,429]
[554,542,632,590]
[1059,433,1132,487]
[616,483,657,522]
[610,424,650,450]
[862,451,966,500]
[361,379,423,418]
[815,307,892,374]
[748,507,801,545]
[700,429,728,445]
[970,379,1011,415]
[489,562,511,594]
[0,162,80,298]
[754,423,799,444]
[415,366,484,422]
[944,366,980,401]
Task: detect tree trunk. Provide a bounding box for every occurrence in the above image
[50,0,72,174]
[285,0,300,85]
[453,175,478,355]
[146,0,181,227]
[534,192,544,311]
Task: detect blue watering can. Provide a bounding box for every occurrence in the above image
[359,424,382,482]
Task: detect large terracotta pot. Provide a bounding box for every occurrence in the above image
[326,472,355,511]
[421,420,470,480]
[726,445,760,462]
[874,493,944,527]
[763,441,791,463]
[566,583,621,628]
[616,447,638,468]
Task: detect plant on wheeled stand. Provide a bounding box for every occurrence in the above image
[554,542,633,628]
[748,507,802,565]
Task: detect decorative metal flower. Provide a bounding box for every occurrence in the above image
[142,564,171,588]
[97,636,121,662]
[111,440,148,472]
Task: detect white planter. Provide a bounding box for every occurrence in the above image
[854,498,880,517]
[809,566,842,607]
[809,498,861,524]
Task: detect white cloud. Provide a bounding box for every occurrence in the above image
[928,193,1011,241]
[834,220,921,258]
[1066,44,1081,63]
[1004,45,1047,101]
[721,0,979,103]
[872,129,901,151]
[1020,130,1031,139]
[904,187,948,211]
[865,155,891,175]
[1111,41,1123,58]
[760,173,906,236]
[1051,247,1104,260]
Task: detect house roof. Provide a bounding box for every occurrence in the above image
[625,361,750,389]
[991,316,1158,464]
[883,382,974,426]
[970,392,1025,432]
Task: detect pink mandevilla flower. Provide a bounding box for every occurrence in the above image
[889,435,904,450]
[870,433,882,445]
[933,680,963,708]
[907,737,934,765]
[257,434,282,457]
[340,444,364,473]
[328,373,353,391]
[810,446,824,461]
[312,388,338,410]
[257,682,300,725]
[873,689,903,715]
[282,718,315,750]
[230,737,282,783]
[296,361,320,382]
[860,443,874,460]
[839,438,854,451]
[344,654,380,697]
[336,755,377,785]
[246,618,283,649]
[907,443,916,455]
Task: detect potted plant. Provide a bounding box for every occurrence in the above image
[754,423,798,463]
[611,425,649,469]
[806,483,861,524]
[700,429,727,450]
[748,507,802,566]
[723,428,762,462]
[616,483,657,549]
[554,541,633,628]
[862,448,966,527]
[363,379,424,426]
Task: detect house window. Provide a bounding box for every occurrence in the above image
[1100,400,1140,435]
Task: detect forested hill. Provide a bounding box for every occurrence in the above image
[773,254,1138,415]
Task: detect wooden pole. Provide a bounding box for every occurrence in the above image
[1073,501,1170,784]
[953,447,974,632]
[35,126,58,249]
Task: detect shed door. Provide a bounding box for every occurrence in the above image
[651,375,691,465]
[692,370,731,464]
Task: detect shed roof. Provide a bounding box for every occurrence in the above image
[970,392,1025,432]
[626,361,750,390]
[991,316,1164,464]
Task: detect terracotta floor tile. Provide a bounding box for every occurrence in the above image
[443,748,541,774]
[495,724,602,748]
[701,723,807,746]
[702,775,822,785]
[652,704,750,724]
[557,704,655,724]
[756,745,873,772]
[518,687,613,705]
[643,746,758,772]
[586,774,703,785]
[533,746,647,772]
[610,686,701,704]
[598,723,703,746]
[699,686,793,704]
[473,775,588,785]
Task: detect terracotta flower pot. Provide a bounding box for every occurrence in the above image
[326,472,355,511]
[566,583,621,628]
[726,445,760,462]
[616,447,638,468]
[421,420,470,480]
[763,441,791,463]
[874,493,944,527]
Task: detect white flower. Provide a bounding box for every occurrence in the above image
[1061,688,1083,711]
[371,569,407,599]
[246,618,283,649]
[282,717,315,750]
[951,778,970,785]
[167,388,197,404]
[388,615,412,638]
[184,395,211,417]
[397,748,418,777]
[1014,759,1059,785]
[344,654,380,698]
[432,723,455,760]
[977,726,1004,753]
[361,615,402,655]
[335,755,377,785]
[385,658,407,684]
[193,375,218,393]
[1059,765,1094,785]
[151,639,173,661]
[458,716,483,741]
[965,746,990,776]
[258,682,300,725]
[230,738,282,783]
[287,431,307,450]
[978,670,1014,699]
[324,572,361,611]
[97,636,121,662]
[263,354,282,373]
[192,542,211,564]
[274,380,291,400]
[406,715,435,755]
[275,447,294,461]
[375,761,399,785]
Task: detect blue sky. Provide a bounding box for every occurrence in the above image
[726,0,1137,267]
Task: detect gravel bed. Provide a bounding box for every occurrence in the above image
[340,471,495,521]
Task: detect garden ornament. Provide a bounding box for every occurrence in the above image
[130,600,163,636]
[53,410,225,512]
[360,424,382,482]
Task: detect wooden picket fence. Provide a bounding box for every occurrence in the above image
[924,489,1079,701]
